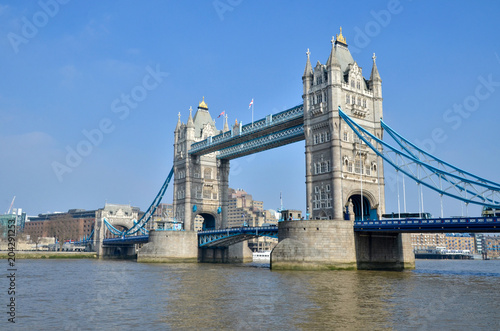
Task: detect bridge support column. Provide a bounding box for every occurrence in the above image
[100,245,136,259]
[355,232,415,270]
[271,220,414,271]
[137,230,198,263]
[199,241,253,263]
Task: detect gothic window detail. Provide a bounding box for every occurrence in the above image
[357,80,361,89]
[314,134,319,145]
[343,131,348,141]
[351,80,355,88]
[346,94,350,104]
[363,99,367,108]
[204,168,212,179]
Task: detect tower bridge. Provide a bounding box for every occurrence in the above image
[92,28,500,270]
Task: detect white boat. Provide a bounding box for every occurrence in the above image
[252,251,271,261]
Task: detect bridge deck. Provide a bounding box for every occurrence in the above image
[354,217,500,233]
[189,105,304,158]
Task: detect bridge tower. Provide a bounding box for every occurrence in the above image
[172,98,230,231]
[303,28,385,221]
[272,29,414,270]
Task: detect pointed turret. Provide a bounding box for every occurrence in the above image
[370,53,381,83]
[303,48,313,78]
[223,113,229,132]
[175,112,182,132]
[327,36,340,68]
[302,49,313,97]
[187,106,194,128]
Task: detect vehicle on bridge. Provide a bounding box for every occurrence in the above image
[482,207,500,217]
[381,212,432,219]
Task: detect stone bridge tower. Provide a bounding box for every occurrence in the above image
[173,98,230,231]
[303,28,385,221]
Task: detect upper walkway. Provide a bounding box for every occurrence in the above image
[189,104,304,159]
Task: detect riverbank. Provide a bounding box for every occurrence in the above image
[0,251,97,259]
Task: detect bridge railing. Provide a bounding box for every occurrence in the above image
[354,216,499,231]
[189,104,303,154]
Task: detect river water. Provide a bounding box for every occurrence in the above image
[6,259,500,330]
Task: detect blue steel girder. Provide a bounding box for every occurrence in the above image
[198,227,278,247]
[189,104,304,156]
[381,120,500,190]
[354,217,500,233]
[216,125,304,160]
[103,235,149,245]
[338,107,500,208]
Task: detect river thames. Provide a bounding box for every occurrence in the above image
[7,259,500,330]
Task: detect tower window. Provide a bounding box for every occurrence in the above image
[346,94,350,104]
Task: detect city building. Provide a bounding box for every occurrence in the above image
[24,203,141,244]
[444,233,475,253]
[227,188,278,252]
[0,208,27,239]
[410,233,446,251]
[483,235,500,259]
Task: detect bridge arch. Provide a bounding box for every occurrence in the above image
[194,212,218,231]
[346,190,379,221]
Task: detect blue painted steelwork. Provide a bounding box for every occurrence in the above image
[338,107,500,208]
[102,166,174,237]
[354,217,500,233]
[74,228,94,245]
[198,226,278,247]
[217,125,304,160]
[103,235,149,245]
[189,104,304,157]
[381,120,500,189]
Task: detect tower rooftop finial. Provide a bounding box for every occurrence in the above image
[198,96,208,110]
[336,26,347,45]
[306,48,310,59]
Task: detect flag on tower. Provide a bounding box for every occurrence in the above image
[248,99,254,109]
[217,111,225,118]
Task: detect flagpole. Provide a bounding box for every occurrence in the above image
[252,102,254,127]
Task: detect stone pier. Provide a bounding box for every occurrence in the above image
[271,220,415,271]
[137,230,198,263]
[198,241,253,263]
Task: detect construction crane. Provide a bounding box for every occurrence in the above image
[6,196,15,214]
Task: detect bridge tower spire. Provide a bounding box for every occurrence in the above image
[302,28,386,221]
[173,98,229,232]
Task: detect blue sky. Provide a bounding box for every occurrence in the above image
[1,0,500,218]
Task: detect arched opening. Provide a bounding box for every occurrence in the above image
[198,213,216,230]
[349,194,378,221]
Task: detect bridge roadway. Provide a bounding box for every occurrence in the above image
[101,217,500,246]
[354,216,500,233]
[189,104,304,159]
